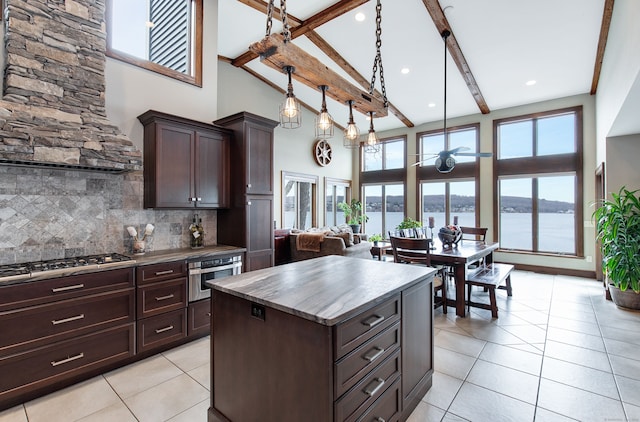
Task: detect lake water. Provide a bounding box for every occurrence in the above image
[364,211,575,254]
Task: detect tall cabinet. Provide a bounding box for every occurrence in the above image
[214,112,278,272]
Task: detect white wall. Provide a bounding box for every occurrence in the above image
[371,93,597,273]
[105,0,220,150]
[217,61,354,228]
[596,0,640,163]
[606,134,640,194]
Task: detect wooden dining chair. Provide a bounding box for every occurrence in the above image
[390,236,448,313]
[459,226,488,242]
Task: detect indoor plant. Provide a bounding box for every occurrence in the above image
[396,217,422,230]
[338,199,369,233]
[593,186,640,309]
[369,233,383,245]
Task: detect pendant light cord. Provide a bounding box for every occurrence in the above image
[369,0,388,108]
[442,29,450,139]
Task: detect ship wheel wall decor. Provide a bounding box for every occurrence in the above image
[313,139,332,167]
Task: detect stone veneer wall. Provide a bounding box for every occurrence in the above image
[0,166,217,265]
[0,0,142,170]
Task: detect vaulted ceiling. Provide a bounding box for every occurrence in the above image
[218,0,611,134]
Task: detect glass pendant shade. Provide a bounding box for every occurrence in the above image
[343,100,360,148]
[315,85,334,139]
[280,66,301,129]
[364,112,380,153]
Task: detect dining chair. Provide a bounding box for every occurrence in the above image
[390,236,447,313]
[459,226,487,242]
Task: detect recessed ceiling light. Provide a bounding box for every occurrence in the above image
[401,67,410,74]
[428,103,436,108]
[355,12,365,22]
[526,80,536,86]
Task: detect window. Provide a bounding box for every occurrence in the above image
[417,124,481,227]
[282,172,318,230]
[325,178,351,226]
[363,137,405,171]
[360,136,407,237]
[106,0,203,86]
[494,107,582,255]
[363,184,405,237]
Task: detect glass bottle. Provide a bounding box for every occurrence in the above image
[190,215,202,248]
[196,215,205,247]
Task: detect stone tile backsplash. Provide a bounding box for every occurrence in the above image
[0,166,217,264]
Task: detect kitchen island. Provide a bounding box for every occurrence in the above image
[206,255,436,422]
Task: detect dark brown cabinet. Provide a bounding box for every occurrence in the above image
[214,112,278,272]
[138,110,231,209]
[0,269,135,408]
[135,261,188,353]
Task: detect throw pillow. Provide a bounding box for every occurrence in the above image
[336,224,354,244]
[331,232,353,247]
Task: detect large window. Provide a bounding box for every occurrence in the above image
[417,124,481,227]
[106,0,203,86]
[494,107,582,255]
[325,178,351,226]
[361,137,407,237]
[363,184,405,237]
[282,172,318,230]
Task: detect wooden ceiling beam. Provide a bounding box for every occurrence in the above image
[421,0,490,114]
[591,0,614,95]
[219,55,346,131]
[234,0,414,126]
[233,0,368,67]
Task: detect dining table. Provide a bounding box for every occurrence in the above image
[428,240,500,317]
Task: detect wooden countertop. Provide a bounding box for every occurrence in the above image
[207,255,436,326]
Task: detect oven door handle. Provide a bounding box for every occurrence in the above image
[188,261,242,276]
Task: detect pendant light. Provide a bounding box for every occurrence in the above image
[315,85,334,139]
[364,111,380,153]
[343,100,360,148]
[279,65,301,129]
[364,0,388,153]
[442,29,450,142]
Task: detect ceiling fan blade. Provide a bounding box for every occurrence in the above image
[411,155,438,166]
[455,152,493,157]
[448,146,470,155]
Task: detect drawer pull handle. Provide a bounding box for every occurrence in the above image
[51,314,85,325]
[52,284,84,293]
[155,325,174,334]
[196,197,202,201]
[51,353,84,367]
[375,418,386,422]
[155,294,175,301]
[362,314,385,328]
[155,270,174,276]
[363,346,385,362]
[363,377,385,397]
[206,312,212,317]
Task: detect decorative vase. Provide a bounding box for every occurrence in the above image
[608,284,640,310]
[133,240,146,255]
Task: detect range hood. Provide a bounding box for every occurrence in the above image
[0,0,142,173]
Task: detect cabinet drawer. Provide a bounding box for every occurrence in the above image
[335,322,400,398]
[137,261,187,285]
[0,323,134,404]
[188,298,211,337]
[336,350,401,422]
[0,268,134,312]
[137,278,187,318]
[334,295,400,360]
[137,309,187,353]
[353,378,401,422]
[0,289,134,357]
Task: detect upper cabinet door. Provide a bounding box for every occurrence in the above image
[153,123,195,208]
[195,130,230,208]
[245,122,273,195]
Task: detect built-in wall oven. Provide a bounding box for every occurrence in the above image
[188,255,242,302]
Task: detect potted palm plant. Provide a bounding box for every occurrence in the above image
[593,186,640,309]
[338,199,369,234]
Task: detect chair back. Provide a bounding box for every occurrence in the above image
[390,236,432,266]
[414,227,428,239]
[459,226,487,242]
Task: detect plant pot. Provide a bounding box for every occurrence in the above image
[349,224,361,234]
[608,284,640,310]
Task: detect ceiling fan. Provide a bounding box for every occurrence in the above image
[413,147,492,173]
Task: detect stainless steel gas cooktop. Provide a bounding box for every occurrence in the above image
[0,253,134,283]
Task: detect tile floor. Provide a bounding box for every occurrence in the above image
[2,271,640,421]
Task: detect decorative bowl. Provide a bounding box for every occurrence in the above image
[438,226,462,247]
